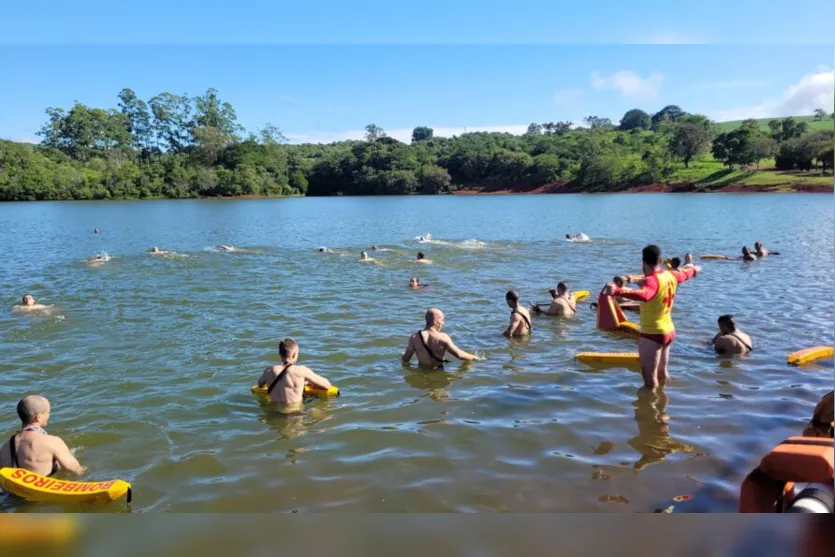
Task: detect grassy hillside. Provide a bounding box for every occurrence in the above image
[717,114,834,133]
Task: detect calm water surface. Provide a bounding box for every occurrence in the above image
[0,194,832,512]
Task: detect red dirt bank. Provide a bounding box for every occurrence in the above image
[453,181,833,195]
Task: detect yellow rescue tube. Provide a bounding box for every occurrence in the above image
[251,384,340,398]
[0,468,131,505]
[0,516,78,547]
[787,346,835,366]
[575,352,639,365]
[700,254,728,260]
[573,290,590,302]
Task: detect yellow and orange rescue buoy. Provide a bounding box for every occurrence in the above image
[787,346,834,366]
[251,384,340,398]
[0,468,131,505]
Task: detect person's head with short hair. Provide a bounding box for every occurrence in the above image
[17,395,50,427]
[425,308,445,331]
[613,276,624,288]
[22,294,35,306]
[278,338,299,363]
[556,282,569,296]
[685,253,693,264]
[416,252,425,260]
[642,245,661,272]
[754,241,762,251]
[718,314,736,335]
[360,251,369,260]
[151,247,160,253]
[505,289,520,309]
[565,234,571,239]
[670,257,681,270]
[742,246,751,256]
[318,247,326,252]
[409,276,420,288]
[371,245,378,251]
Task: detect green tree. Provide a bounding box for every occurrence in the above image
[417,164,450,194]
[813,108,826,121]
[583,116,614,130]
[364,123,385,142]
[668,122,711,167]
[193,88,241,139]
[618,109,651,131]
[411,126,434,142]
[525,123,542,136]
[149,92,193,152]
[741,134,777,170]
[651,105,686,129]
[117,88,153,156]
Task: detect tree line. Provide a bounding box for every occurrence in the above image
[0,89,832,201]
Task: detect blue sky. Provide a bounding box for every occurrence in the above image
[1,1,833,143]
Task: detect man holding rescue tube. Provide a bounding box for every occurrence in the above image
[604,245,699,390]
[0,395,86,477]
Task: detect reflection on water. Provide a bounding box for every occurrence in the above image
[0,194,832,513]
[629,387,695,472]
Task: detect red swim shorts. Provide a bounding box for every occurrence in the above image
[640,331,677,347]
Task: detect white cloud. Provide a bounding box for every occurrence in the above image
[15,136,38,144]
[590,70,664,101]
[710,69,834,121]
[553,88,583,108]
[286,124,531,144]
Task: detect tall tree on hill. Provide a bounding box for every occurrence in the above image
[813,108,826,121]
[117,88,153,156]
[651,105,686,130]
[364,123,385,142]
[618,109,651,131]
[583,115,613,130]
[149,92,193,153]
[411,126,434,142]
[668,122,712,167]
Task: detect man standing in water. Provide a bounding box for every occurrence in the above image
[605,245,699,390]
[256,339,332,408]
[402,308,479,368]
[503,290,532,337]
[0,395,86,476]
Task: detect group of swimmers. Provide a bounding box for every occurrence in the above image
[0,235,796,487]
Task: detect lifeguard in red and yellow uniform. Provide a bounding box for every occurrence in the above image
[605,245,699,389]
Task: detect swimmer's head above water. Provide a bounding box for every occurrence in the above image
[151,247,160,253]
[416,252,425,260]
[505,289,520,309]
[371,245,379,251]
[22,294,35,306]
[360,251,369,260]
[279,337,300,364]
[17,394,50,427]
[685,253,693,265]
[670,257,681,270]
[612,276,625,288]
[718,314,737,335]
[425,308,445,331]
[556,281,569,296]
[410,276,420,288]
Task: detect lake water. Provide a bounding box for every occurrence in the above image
[0,194,832,513]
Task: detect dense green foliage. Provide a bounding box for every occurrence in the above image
[1,89,832,201]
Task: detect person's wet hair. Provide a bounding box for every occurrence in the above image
[279,338,299,360]
[642,245,661,266]
[670,257,681,270]
[556,282,568,294]
[505,290,520,304]
[417,252,425,259]
[718,314,736,333]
